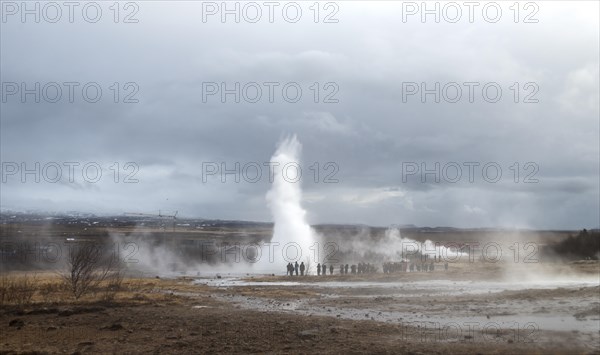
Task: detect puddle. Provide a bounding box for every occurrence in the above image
[216,293,600,333]
[197,277,599,296]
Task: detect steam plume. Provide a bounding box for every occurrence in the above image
[261,135,316,272]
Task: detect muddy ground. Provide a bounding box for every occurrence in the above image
[1,261,599,354]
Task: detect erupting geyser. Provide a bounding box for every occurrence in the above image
[262,135,317,272]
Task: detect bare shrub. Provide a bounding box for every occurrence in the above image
[62,242,120,300]
[38,279,69,303]
[100,263,124,302]
[304,258,312,276]
[0,275,8,306]
[37,282,56,302]
[0,274,36,307]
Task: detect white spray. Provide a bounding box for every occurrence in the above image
[260,135,317,273]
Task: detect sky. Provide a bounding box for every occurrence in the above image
[1,1,599,229]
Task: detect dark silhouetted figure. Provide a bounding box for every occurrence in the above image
[351,264,356,274]
[329,264,334,275]
[294,261,299,276]
[300,262,305,276]
[317,263,321,276]
[340,264,344,274]
[322,264,326,276]
[345,264,349,274]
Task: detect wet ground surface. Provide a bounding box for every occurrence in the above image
[195,272,600,351]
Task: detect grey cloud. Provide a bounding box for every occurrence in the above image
[1,1,598,229]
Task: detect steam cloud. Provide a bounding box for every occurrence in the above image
[337,226,466,263]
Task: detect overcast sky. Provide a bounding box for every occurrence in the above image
[1,1,598,229]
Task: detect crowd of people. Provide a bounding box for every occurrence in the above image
[383,255,449,273]
[286,262,305,276]
[383,261,436,273]
[286,257,449,276]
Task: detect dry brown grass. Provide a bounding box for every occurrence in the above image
[0,272,202,308]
